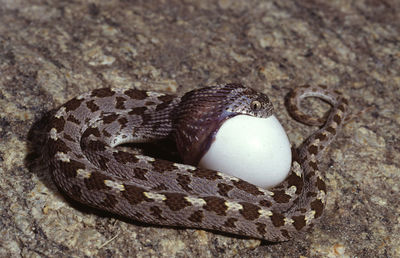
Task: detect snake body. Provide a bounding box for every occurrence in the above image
[45,83,348,241]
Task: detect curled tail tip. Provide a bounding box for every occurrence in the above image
[286,85,348,126]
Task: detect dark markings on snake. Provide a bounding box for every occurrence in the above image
[152,183,168,191]
[176,174,192,192]
[51,117,65,132]
[124,89,148,100]
[272,190,291,203]
[82,127,101,138]
[270,212,285,227]
[292,215,306,230]
[316,177,326,191]
[91,88,115,98]
[63,133,75,142]
[66,114,81,125]
[151,159,177,172]
[309,161,318,170]
[102,129,112,137]
[128,107,147,116]
[113,151,139,164]
[308,145,318,155]
[84,171,112,190]
[150,206,166,221]
[86,100,100,112]
[48,139,71,157]
[122,185,153,205]
[155,100,173,112]
[239,202,261,220]
[85,140,107,152]
[280,229,290,239]
[62,159,86,178]
[286,173,304,194]
[203,196,227,216]
[115,96,126,109]
[256,222,267,235]
[118,117,128,129]
[188,210,204,223]
[192,169,222,181]
[259,200,272,207]
[326,126,336,135]
[64,98,84,112]
[132,168,148,180]
[223,217,238,228]
[163,193,191,211]
[333,114,342,124]
[102,114,119,124]
[217,183,234,197]
[315,132,327,141]
[233,180,264,196]
[310,199,324,218]
[100,194,117,209]
[70,185,82,200]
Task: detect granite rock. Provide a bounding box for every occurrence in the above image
[1,0,399,257]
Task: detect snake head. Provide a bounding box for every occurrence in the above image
[172,83,274,165]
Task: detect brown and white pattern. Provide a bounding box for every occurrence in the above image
[44,83,348,241]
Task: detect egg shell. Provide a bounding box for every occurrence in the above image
[199,115,292,189]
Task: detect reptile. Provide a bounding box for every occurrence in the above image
[44,83,348,241]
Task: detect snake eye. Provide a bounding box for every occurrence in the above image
[250,100,262,111]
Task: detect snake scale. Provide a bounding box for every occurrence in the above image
[44,83,348,241]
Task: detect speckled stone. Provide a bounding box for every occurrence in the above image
[0,0,399,257]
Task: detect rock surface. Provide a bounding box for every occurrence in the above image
[1,0,399,257]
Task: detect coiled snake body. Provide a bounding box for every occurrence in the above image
[45,83,348,241]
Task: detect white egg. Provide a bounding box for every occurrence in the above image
[198,115,292,189]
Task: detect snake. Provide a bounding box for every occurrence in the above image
[44,83,348,241]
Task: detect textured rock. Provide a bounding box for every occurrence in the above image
[0,0,399,257]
